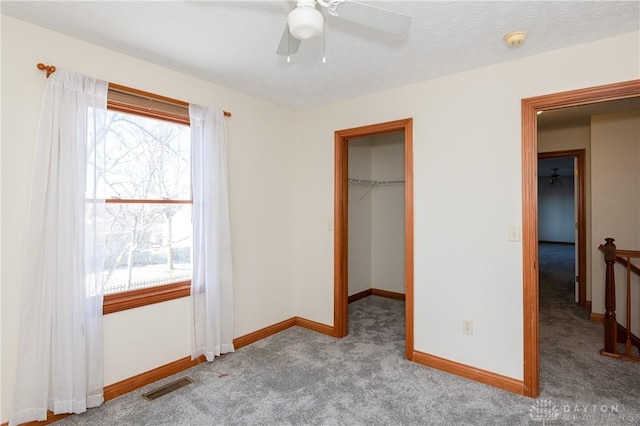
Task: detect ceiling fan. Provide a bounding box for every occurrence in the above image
[548,168,564,187]
[276,0,411,56]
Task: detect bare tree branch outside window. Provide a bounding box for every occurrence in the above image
[102,111,192,294]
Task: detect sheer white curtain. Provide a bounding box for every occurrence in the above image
[189,105,235,361]
[10,69,107,426]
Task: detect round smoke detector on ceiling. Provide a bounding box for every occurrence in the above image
[503,31,527,47]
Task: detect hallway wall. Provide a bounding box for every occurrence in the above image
[591,110,640,332]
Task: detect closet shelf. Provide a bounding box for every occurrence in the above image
[348,178,405,186]
[348,178,405,201]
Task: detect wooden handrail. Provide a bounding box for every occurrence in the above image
[615,249,640,275]
[597,245,640,277]
[599,238,640,361]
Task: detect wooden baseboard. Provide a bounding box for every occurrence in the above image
[412,350,526,396]
[348,288,406,304]
[348,289,373,303]
[294,316,336,336]
[371,288,406,301]
[232,317,297,350]
[103,354,206,401]
[590,312,605,323]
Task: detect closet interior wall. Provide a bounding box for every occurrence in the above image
[348,132,405,296]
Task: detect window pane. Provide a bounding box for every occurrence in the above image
[105,111,190,200]
[103,203,192,295]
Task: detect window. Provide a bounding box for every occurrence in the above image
[103,84,192,314]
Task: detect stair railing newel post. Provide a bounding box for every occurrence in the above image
[603,237,618,355]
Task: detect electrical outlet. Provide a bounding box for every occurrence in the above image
[463,319,473,335]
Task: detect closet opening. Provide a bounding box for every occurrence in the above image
[333,118,414,360]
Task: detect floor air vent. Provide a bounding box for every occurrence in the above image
[142,377,193,401]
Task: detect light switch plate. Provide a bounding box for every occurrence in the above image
[463,319,473,335]
[508,225,520,242]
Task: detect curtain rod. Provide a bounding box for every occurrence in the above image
[37,63,232,118]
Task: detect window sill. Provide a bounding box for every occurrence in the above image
[103,281,191,315]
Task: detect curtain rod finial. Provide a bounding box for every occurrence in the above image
[37,63,56,78]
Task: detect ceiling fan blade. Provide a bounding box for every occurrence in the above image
[331,0,411,35]
[276,24,301,56]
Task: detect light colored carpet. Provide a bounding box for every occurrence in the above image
[55,244,639,425]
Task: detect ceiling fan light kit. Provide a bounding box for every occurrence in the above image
[288,0,324,40]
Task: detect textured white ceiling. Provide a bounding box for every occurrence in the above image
[2,1,639,109]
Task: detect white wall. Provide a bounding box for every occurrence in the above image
[1,16,296,423]
[293,32,640,380]
[371,133,405,294]
[348,137,373,295]
[538,125,592,299]
[591,110,640,333]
